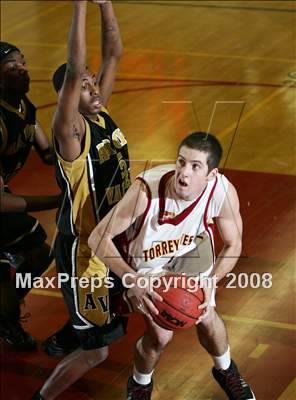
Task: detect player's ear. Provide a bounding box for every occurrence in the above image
[206,167,218,181]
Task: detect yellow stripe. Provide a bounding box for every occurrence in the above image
[221,314,296,331]
[277,378,296,400]
[249,344,269,359]
[4,220,39,247]
[30,289,62,298]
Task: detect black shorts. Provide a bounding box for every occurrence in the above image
[0,212,47,280]
[54,232,127,350]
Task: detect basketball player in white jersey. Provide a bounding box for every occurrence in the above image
[89,132,256,400]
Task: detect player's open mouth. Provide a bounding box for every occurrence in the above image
[178,178,188,187]
[92,97,102,107]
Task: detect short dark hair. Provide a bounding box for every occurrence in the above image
[52,63,67,92]
[0,42,20,63]
[178,132,223,172]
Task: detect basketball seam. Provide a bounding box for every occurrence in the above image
[157,297,200,320]
[157,281,204,302]
[173,285,204,302]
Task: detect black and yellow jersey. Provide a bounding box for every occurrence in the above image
[0,96,36,184]
[55,107,131,239]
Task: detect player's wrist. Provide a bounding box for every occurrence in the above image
[121,271,137,287]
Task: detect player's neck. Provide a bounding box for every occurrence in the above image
[2,91,23,109]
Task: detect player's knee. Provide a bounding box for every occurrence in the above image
[84,346,109,368]
[197,307,217,330]
[149,331,173,353]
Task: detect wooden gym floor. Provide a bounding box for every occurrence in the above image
[1,1,295,399]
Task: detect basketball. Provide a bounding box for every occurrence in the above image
[152,275,204,331]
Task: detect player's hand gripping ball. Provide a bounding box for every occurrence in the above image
[152,275,204,330]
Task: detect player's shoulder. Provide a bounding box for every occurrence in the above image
[216,171,230,188]
[138,163,174,182]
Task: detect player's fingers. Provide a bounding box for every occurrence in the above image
[149,290,163,302]
[198,300,208,309]
[136,302,153,321]
[143,296,159,316]
[195,308,208,324]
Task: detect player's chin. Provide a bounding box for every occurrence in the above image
[176,185,189,199]
[17,81,30,93]
[94,104,102,113]
[88,103,102,115]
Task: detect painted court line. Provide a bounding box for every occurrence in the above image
[249,344,270,359]
[28,289,296,331]
[31,289,62,298]
[217,86,289,140]
[222,314,296,331]
[277,378,296,400]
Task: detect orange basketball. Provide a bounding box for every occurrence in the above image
[152,275,204,331]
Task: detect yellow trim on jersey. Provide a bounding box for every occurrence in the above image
[101,106,109,115]
[76,240,109,326]
[56,118,96,237]
[92,106,108,129]
[3,220,40,247]
[93,115,105,129]
[0,117,8,153]
[0,99,27,120]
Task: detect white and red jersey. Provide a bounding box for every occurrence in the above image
[118,164,229,274]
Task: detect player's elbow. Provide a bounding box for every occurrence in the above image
[88,228,101,255]
[225,238,242,258]
[233,239,242,257]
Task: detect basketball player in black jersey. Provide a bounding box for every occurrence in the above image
[0,42,60,351]
[32,1,131,399]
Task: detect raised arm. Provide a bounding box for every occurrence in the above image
[210,182,243,282]
[94,0,123,106]
[52,0,88,162]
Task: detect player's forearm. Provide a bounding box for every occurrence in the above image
[0,193,61,212]
[100,2,123,60]
[88,232,136,281]
[209,241,242,283]
[67,1,87,78]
